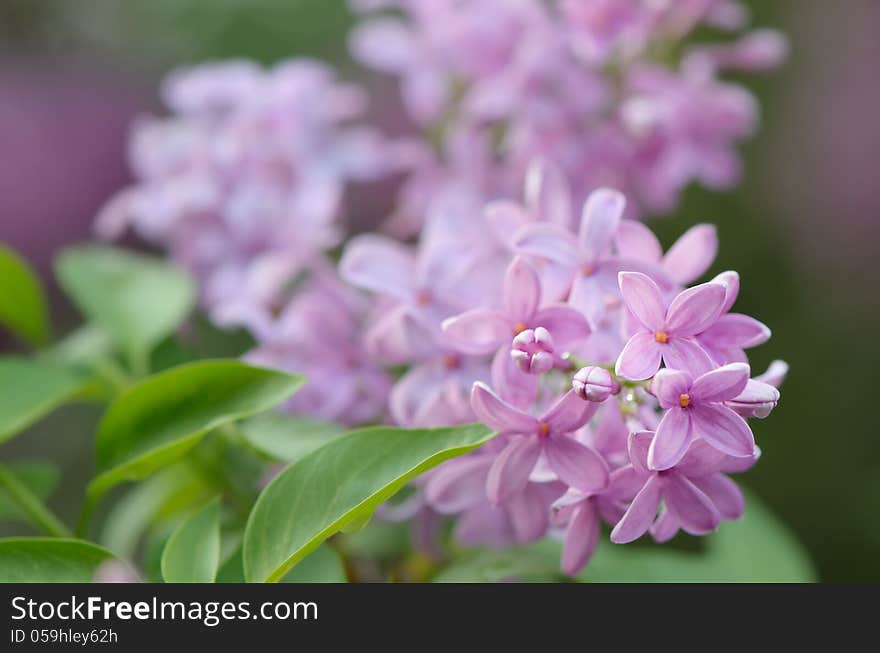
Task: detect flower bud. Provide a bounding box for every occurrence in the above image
[511,327,555,374]
[725,379,779,419]
[572,366,619,402]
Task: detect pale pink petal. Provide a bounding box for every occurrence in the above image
[348,18,415,73]
[567,275,606,323]
[627,431,654,473]
[755,360,788,388]
[726,379,779,419]
[650,508,680,543]
[618,271,666,330]
[648,407,693,471]
[491,348,538,409]
[663,224,718,285]
[578,188,625,263]
[691,473,745,520]
[662,337,715,377]
[424,456,490,514]
[562,502,600,575]
[533,305,591,348]
[615,332,662,381]
[471,382,538,434]
[651,368,693,408]
[486,436,543,504]
[503,257,542,322]
[512,223,580,268]
[339,234,415,301]
[663,475,720,534]
[542,390,598,434]
[610,476,662,544]
[507,484,551,543]
[485,200,529,247]
[665,282,726,335]
[441,309,511,355]
[675,438,729,476]
[544,436,610,494]
[690,404,756,458]
[525,159,573,228]
[690,362,750,403]
[454,504,514,548]
[710,270,740,314]
[701,313,771,349]
[614,219,663,263]
[607,465,647,502]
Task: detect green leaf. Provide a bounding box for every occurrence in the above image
[0,358,86,444]
[0,461,59,520]
[0,538,120,582]
[88,360,304,500]
[0,244,49,347]
[244,423,494,583]
[240,412,346,463]
[55,245,196,371]
[161,497,221,583]
[219,545,345,583]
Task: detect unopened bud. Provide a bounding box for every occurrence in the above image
[511,327,555,374]
[572,366,619,402]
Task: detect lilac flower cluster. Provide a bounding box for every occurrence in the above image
[350,0,786,234]
[97,1,787,574]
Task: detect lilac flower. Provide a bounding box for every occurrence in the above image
[697,271,772,365]
[442,256,590,356]
[649,363,756,470]
[610,431,757,544]
[726,378,780,419]
[572,366,620,403]
[471,382,609,502]
[615,271,726,380]
[614,221,719,287]
[514,188,666,320]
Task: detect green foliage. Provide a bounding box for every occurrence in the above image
[240,412,346,463]
[0,357,85,444]
[243,423,494,582]
[161,497,221,583]
[88,360,304,501]
[0,461,59,521]
[55,246,196,372]
[218,544,345,583]
[0,244,49,347]
[0,538,120,582]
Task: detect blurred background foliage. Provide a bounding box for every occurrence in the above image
[0,0,878,581]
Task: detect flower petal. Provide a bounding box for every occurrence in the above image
[470,382,538,434]
[648,407,693,471]
[665,281,726,335]
[339,234,415,301]
[424,456,491,514]
[690,404,756,458]
[542,390,598,434]
[618,271,665,330]
[726,379,779,419]
[756,360,788,388]
[651,368,693,408]
[441,308,511,355]
[544,436,610,494]
[486,436,543,504]
[614,219,663,263]
[615,331,662,381]
[650,507,680,543]
[627,431,654,474]
[485,200,529,247]
[710,270,740,314]
[525,159,573,228]
[610,475,662,544]
[608,464,648,501]
[662,337,715,377]
[675,438,729,476]
[512,222,580,268]
[562,502,600,575]
[690,362,751,403]
[663,475,720,535]
[534,304,591,348]
[662,224,718,285]
[578,188,625,263]
[691,473,745,520]
[701,313,771,349]
[502,256,542,322]
[507,483,552,543]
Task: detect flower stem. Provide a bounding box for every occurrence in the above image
[0,463,72,538]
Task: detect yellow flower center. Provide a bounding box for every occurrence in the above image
[679,393,691,408]
[538,423,550,437]
[654,330,669,344]
[513,322,528,335]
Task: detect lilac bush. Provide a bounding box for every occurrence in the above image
[88,0,789,578]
